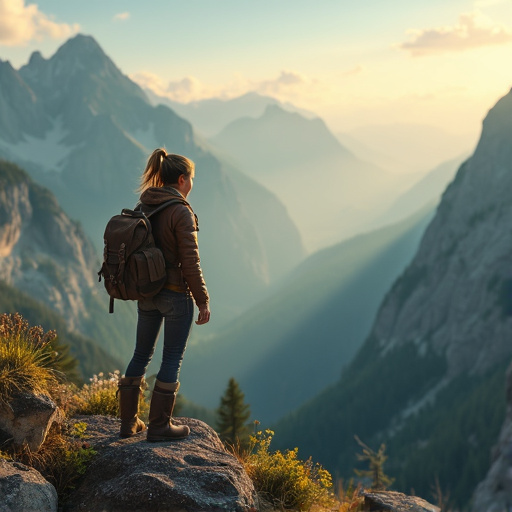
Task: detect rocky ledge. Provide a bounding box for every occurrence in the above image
[63,416,257,512]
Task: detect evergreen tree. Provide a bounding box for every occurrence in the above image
[216,377,251,447]
[354,435,395,490]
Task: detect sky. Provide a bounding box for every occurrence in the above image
[1,0,512,145]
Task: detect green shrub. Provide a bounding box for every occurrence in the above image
[243,430,336,511]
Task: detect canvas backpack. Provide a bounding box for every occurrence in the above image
[98,199,184,313]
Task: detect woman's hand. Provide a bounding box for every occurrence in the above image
[196,304,210,325]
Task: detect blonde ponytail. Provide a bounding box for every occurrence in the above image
[139,148,194,193]
[139,148,167,192]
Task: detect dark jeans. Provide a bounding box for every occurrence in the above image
[125,289,194,383]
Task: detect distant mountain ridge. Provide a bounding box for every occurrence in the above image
[274,88,512,508]
[0,34,305,324]
[144,90,317,137]
[210,104,406,250]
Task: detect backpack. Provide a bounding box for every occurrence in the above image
[97,199,184,313]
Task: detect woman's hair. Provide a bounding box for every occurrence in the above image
[139,148,195,192]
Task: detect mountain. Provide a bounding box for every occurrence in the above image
[0,158,98,331]
[0,159,124,378]
[181,204,434,423]
[210,104,406,250]
[0,59,50,143]
[145,90,316,137]
[0,35,305,324]
[273,89,512,508]
[371,153,468,229]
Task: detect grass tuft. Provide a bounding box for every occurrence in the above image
[70,371,149,421]
[0,313,61,403]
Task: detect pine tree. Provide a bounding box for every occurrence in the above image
[354,435,395,490]
[216,377,251,448]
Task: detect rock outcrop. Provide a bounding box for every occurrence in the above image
[0,392,58,451]
[0,459,58,512]
[472,361,512,511]
[65,415,257,512]
[361,490,440,512]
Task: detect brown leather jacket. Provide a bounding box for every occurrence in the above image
[139,186,209,307]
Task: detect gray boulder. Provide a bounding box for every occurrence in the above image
[0,458,57,512]
[65,415,257,512]
[361,490,440,512]
[0,392,58,451]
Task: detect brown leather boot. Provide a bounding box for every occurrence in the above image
[147,380,190,442]
[118,376,147,438]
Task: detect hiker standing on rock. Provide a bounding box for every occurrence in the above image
[118,148,210,441]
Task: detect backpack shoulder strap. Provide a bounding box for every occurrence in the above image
[146,198,188,218]
[133,198,189,219]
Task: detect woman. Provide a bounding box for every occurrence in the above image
[118,148,210,441]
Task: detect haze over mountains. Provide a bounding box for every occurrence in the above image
[340,123,476,175]
[182,205,434,423]
[374,153,468,228]
[211,104,406,249]
[145,89,316,138]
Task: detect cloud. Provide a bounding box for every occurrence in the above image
[399,10,512,56]
[340,65,364,77]
[130,71,167,95]
[0,0,79,46]
[131,72,216,102]
[132,69,325,105]
[256,70,306,96]
[113,12,130,21]
[166,76,207,103]
[254,70,326,104]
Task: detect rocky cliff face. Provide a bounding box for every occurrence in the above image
[0,160,99,332]
[274,88,512,507]
[372,89,512,378]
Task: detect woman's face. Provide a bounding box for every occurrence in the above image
[176,172,194,198]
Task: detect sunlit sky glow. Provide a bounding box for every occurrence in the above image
[1,0,512,140]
